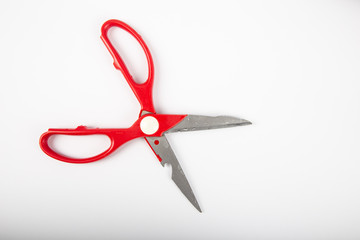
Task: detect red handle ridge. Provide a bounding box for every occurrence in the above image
[100,19,155,113]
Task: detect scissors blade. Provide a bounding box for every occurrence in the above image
[146,135,201,212]
[166,115,251,133]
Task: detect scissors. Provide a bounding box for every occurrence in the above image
[39,19,251,212]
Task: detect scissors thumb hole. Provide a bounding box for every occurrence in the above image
[47,134,111,159]
[108,27,149,84]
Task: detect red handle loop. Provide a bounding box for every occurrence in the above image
[39,114,187,163]
[101,19,155,113]
[39,126,141,164]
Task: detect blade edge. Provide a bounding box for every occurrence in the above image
[166,115,251,133]
[146,136,202,212]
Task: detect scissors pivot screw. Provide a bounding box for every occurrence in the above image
[140,116,160,135]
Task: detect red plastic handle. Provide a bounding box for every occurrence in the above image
[100,19,155,113]
[39,114,187,163]
[39,125,142,163]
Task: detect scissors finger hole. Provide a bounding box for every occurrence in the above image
[47,134,111,159]
[109,27,149,84]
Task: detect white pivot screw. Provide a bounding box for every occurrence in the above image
[140,116,159,135]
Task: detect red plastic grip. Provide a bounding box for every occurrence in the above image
[100,19,155,113]
[39,126,142,163]
[39,114,187,163]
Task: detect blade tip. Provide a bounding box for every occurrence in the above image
[195,204,202,213]
[236,119,252,126]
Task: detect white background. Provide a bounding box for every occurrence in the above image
[1,0,360,239]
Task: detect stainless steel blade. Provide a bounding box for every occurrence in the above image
[146,135,201,212]
[166,115,251,133]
